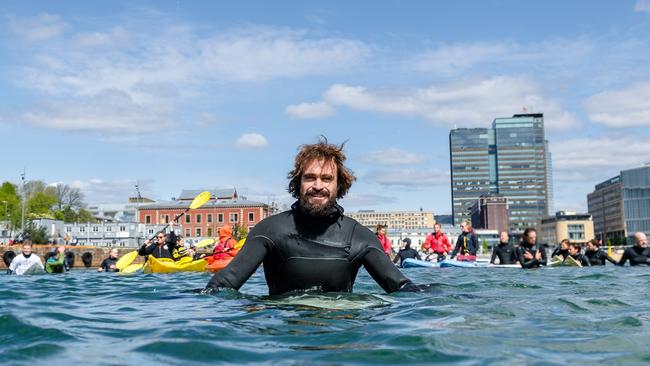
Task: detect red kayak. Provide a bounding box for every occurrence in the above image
[205,249,238,272]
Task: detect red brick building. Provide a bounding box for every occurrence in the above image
[137,188,270,238]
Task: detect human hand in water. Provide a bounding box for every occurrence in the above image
[523,251,533,260]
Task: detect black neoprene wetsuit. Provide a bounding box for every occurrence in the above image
[393,248,421,267]
[138,231,178,259]
[569,253,591,267]
[206,202,413,295]
[585,249,617,266]
[490,242,517,264]
[450,231,478,258]
[617,246,650,266]
[551,247,568,259]
[516,243,548,268]
[100,257,119,272]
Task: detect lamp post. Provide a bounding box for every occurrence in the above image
[20,169,25,234]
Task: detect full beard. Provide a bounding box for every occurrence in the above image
[299,192,337,218]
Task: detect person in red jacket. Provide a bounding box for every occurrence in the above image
[422,223,452,262]
[212,225,238,260]
[376,224,392,256]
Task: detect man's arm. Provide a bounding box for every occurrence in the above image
[489,246,498,264]
[450,239,461,259]
[617,249,629,266]
[517,248,538,269]
[356,226,410,293]
[206,234,269,291]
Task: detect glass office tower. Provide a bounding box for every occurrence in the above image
[450,113,549,234]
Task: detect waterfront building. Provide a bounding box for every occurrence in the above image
[87,197,155,223]
[587,175,625,241]
[540,211,594,246]
[450,113,550,234]
[621,165,650,237]
[469,194,509,234]
[347,210,435,231]
[137,188,270,238]
[62,221,168,247]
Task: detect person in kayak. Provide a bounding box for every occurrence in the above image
[211,225,238,260]
[489,231,518,265]
[551,239,570,260]
[617,232,650,266]
[7,243,44,275]
[450,221,478,261]
[566,242,590,267]
[584,239,617,266]
[393,238,421,267]
[97,248,120,272]
[423,223,452,262]
[516,228,547,268]
[205,138,423,295]
[138,222,178,260]
[376,224,392,257]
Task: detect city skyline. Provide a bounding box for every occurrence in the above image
[2,1,650,214]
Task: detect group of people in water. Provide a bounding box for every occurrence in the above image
[389,219,650,269]
[4,138,650,299]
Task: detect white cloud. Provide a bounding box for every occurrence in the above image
[584,82,650,128]
[340,193,398,208]
[235,133,269,150]
[8,13,66,41]
[73,26,129,47]
[285,102,335,119]
[70,178,155,204]
[635,0,650,13]
[360,148,426,165]
[364,168,449,187]
[22,89,173,133]
[322,76,579,130]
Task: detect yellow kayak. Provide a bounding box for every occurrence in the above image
[143,256,207,274]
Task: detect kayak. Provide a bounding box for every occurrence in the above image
[402,258,439,268]
[440,260,520,268]
[143,256,207,274]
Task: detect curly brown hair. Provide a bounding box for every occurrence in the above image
[287,137,357,199]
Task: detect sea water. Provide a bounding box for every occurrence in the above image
[1,266,649,365]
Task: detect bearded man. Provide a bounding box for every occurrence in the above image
[205,138,419,295]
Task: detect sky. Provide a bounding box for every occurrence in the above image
[1,0,650,214]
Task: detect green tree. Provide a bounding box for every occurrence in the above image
[232,223,248,241]
[25,223,48,244]
[0,181,21,229]
[77,208,96,223]
[27,191,57,216]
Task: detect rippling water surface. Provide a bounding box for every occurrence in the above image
[2,266,650,365]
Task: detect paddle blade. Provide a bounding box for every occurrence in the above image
[189,191,212,209]
[116,250,139,270]
[235,238,246,250]
[195,238,216,249]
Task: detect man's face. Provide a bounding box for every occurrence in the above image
[568,246,579,256]
[635,233,648,248]
[300,158,338,213]
[434,224,441,233]
[585,242,596,252]
[156,233,165,244]
[526,231,537,245]
[110,249,118,258]
[22,244,31,256]
[500,232,509,243]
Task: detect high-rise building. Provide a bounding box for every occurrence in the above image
[450,113,550,234]
[621,165,650,236]
[587,175,625,241]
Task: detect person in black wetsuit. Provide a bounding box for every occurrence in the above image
[551,239,570,260]
[138,222,178,260]
[584,239,617,266]
[97,248,120,272]
[205,138,422,295]
[393,238,421,267]
[566,242,590,267]
[490,231,518,265]
[516,228,547,268]
[450,221,478,260]
[617,232,650,266]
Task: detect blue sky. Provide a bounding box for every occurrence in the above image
[1,1,650,214]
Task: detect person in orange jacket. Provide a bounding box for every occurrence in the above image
[422,223,452,262]
[212,225,238,260]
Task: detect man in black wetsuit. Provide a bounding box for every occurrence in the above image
[490,231,518,265]
[617,232,650,266]
[205,138,419,295]
[566,242,590,267]
[516,228,547,268]
[393,238,421,267]
[584,239,617,266]
[97,248,120,272]
[138,222,178,260]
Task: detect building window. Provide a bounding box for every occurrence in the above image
[92,226,99,232]
[568,224,585,240]
[196,214,202,224]
[218,213,224,223]
[106,226,112,232]
[207,227,213,237]
[229,213,238,223]
[195,228,201,237]
[145,215,151,224]
[185,228,190,237]
[119,226,126,232]
[186,215,191,224]
[207,214,213,223]
[66,226,72,233]
[79,226,86,233]
[148,229,154,234]
[248,213,254,222]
